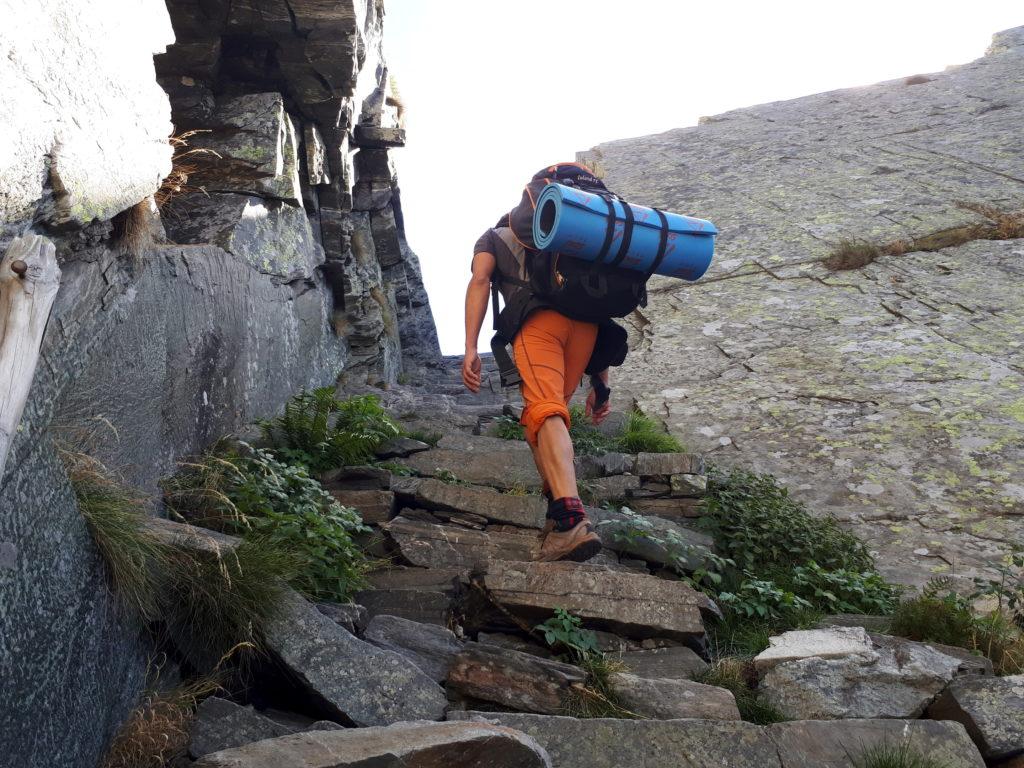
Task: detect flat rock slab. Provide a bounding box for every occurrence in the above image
[754,627,876,673]
[193,720,552,768]
[189,698,341,758]
[927,674,1024,760]
[450,713,984,767]
[611,673,740,720]
[415,479,546,529]
[400,448,540,491]
[363,615,463,683]
[760,631,965,719]
[384,516,537,571]
[448,713,781,768]
[263,590,447,726]
[447,642,585,715]
[615,646,709,679]
[482,561,717,641]
[374,437,430,459]
[768,719,985,768]
[634,453,703,478]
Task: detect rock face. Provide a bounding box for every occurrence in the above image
[0,0,173,240]
[451,713,985,768]
[263,590,447,726]
[610,672,740,720]
[579,26,1024,589]
[758,627,965,719]
[928,674,1024,761]
[362,614,463,683]
[193,721,553,768]
[0,5,442,766]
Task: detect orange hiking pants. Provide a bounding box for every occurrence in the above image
[513,309,599,447]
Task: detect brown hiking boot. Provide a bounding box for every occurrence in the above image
[536,519,602,562]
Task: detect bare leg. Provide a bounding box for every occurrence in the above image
[532,416,578,499]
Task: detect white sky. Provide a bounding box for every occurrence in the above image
[383,0,1023,355]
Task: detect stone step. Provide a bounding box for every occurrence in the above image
[480,560,719,642]
[382,515,538,572]
[446,714,985,768]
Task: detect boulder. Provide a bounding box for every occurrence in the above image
[446,642,586,715]
[670,473,707,497]
[626,497,704,519]
[615,646,709,679]
[871,633,994,677]
[356,566,463,626]
[415,479,546,528]
[476,632,554,658]
[321,465,392,490]
[374,437,430,459]
[588,506,714,570]
[759,628,965,719]
[583,474,642,504]
[927,674,1024,760]
[193,720,552,768]
[610,673,740,720]
[188,697,342,759]
[768,719,985,768]
[353,125,407,148]
[263,589,447,726]
[326,489,395,525]
[315,602,367,634]
[383,516,537,571]
[448,713,781,767]
[363,615,463,683]
[482,561,717,641]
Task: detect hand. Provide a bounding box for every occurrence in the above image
[586,386,611,425]
[462,349,482,393]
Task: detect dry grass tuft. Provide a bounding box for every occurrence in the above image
[155,130,219,210]
[111,199,155,259]
[101,675,219,768]
[826,203,1024,270]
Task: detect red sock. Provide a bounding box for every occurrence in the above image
[547,497,586,532]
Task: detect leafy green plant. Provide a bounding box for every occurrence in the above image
[535,608,601,660]
[695,658,786,724]
[260,389,401,473]
[718,576,814,622]
[851,740,952,768]
[491,414,525,441]
[535,609,635,719]
[375,460,416,477]
[434,468,466,486]
[973,609,1024,675]
[971,548,1024,624]
[790,562,899,616]
[164,443,371,602]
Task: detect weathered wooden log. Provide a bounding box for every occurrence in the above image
[0,234,60,477]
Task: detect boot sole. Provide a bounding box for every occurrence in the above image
[564,537,603,563]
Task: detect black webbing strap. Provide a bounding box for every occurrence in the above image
[490,333,522,388]
[490,280,501,329]
[595,193,617,265]
[644,208,671,279]
[608,197,635,268]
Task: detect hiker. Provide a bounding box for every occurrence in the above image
[462,163,634,563]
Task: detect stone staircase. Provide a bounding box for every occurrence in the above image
[176,374,1002,767]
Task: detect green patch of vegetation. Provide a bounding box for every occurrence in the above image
[491,414,526,441]
[69,452,301,670]
[698,467,899,624]
[376,460,416,477]
[492,406,682,455]
[68,452,167,623]
[536,608,636,719]
[890,571,1024,676]
[434,468,466,486]
[163,443,371,602]
[851,740,952,768]
[615,410,684,453]
[695,658,787,725]
[259,389,401,473]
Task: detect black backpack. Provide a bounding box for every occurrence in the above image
[489,163,642,385]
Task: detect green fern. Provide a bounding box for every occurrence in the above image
[260,389,400,473]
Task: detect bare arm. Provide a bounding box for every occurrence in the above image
[462,251,496,392]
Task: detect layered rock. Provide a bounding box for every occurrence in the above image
[579,26,1024,588]
[927,674,1024,762]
